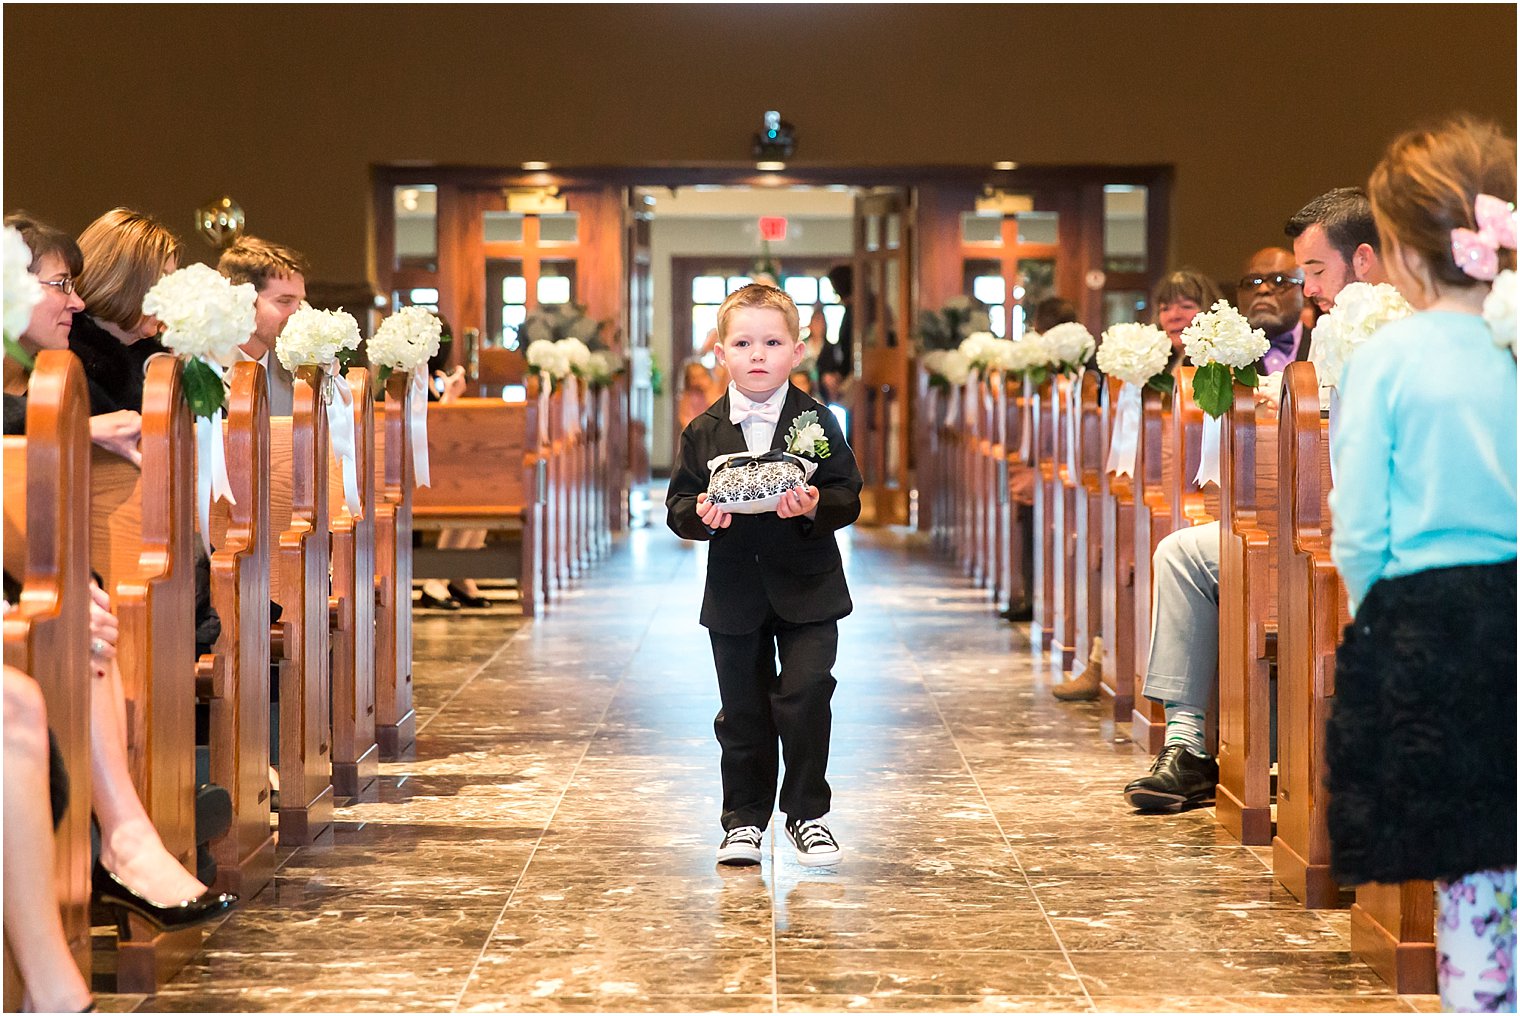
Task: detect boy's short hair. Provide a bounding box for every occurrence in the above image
[217,236,309,292]
[716,283,800,343]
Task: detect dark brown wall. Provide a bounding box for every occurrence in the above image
[5,4,1514,286]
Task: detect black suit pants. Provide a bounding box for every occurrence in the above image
[709,611,837,831]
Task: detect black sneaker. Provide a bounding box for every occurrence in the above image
[716,825,763,866]
[1123,745,1219,811]
[785,816,842,867]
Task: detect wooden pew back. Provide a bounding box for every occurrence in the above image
[375,371,416,756]
[329,368,378,797]
[1099,378,1137,721]
[2,350,94,987]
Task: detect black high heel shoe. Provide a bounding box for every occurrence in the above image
[446,582,493,609]
[92,862,238,936]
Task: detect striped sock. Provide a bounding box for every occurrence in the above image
[1163,702,1208,757]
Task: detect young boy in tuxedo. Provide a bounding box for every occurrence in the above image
[666,284,862,867]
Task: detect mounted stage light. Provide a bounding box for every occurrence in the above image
[752,110,796,165]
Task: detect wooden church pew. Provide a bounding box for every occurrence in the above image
[1273,361,1347,906]
[988,371,1013,609]
[1216,381,1280,846]
[1048,376,1078,670]
[267,366,335,845]
[1002,375,1035,619]
[2,350,94,999]
[1099,377,1138,722]
[375,371,416,759]
[204,363,275,899]
[974,373,997,594]
[914,367,940,538]
[1030,378,1058,653]
[88,355,202,991]
[956,374,978,581]
[1071,371,1105,680]
[328,368,379,798]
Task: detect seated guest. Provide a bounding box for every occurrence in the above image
[1122,191,1384,811]
[216,236,307,415]
[68,208,181,416]
[2,213,141,464]
[3,665,93,1013]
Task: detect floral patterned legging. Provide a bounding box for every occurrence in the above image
[1438,867,1517,1012]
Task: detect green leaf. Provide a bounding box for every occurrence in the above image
[376,364,394,386]
[4,336,34,371]
[1145,371,1176,395]
[1192,361,1233,418]
[1028,366,1048,387]
[1232,364,1260,388]
[181,357,227,419]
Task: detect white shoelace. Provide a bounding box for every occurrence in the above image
[724,826,763,846]
[793,821,837,850]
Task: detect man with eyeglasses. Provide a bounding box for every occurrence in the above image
[1123,201,1384,813]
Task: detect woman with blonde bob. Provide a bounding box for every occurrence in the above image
[67,207,183,416]
[1325,115,1516,1013]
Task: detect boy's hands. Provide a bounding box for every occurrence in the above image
[696,492,733,531]
[776,484,820,520]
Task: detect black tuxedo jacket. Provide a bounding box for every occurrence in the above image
[666,385,863,635]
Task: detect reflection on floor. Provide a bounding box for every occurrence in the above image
[102,519,1440,1013]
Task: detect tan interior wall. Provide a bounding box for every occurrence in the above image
[4,4,1514,287]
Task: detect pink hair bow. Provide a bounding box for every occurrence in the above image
[1451,193,1518,281]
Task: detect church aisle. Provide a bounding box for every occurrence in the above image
[123,520,1436,1013]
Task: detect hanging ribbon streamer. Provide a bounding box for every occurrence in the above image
[943,384,960,428]
[538,374,552,446]
[1195,413,1222,487]
[1105,382,1143,477]
[193,357,236,556]
[1018,377,1032,462]
[563,375,581,436]
[1065,370,1082,477]
[961,372,978,429]
[1326,386,1341,485]
[409,368,431,488]
[324,365,362,516]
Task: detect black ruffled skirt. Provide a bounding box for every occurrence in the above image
[1326,559,1517,886]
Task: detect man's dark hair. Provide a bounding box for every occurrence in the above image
[1032,296,1077,333]
[825,263,853,300]
[1284,187,1380,264]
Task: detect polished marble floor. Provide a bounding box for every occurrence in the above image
[106,511,1439,1013]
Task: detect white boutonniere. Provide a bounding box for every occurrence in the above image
[785,410,831,460]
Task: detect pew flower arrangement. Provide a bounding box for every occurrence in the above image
[1484,270,1516,356]
[585,349,625,389]
[277,307,366,513]
[525,338,571,381]
[1180,300,1269,418]
[1039,322,1096,376]
[368,306,444,488]
[916,295,993,352]
[1097,322,1173,477]
[141,263,257,418]
[1307,282,1413,389]
[957,331,1006,374]
[921,348,972,389]
[3,225,42,368]
[558,336,593,377]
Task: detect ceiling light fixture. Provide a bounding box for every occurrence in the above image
[993,161,1019,171]
[520,161,550,171]
[755,161,787,172]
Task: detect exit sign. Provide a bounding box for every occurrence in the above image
[758,216,788,242]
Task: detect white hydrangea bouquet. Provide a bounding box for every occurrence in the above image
[1097,322,1174,477]
[558,336,592,377]
[1307,282,1413,388]
[525,338,570,382]
[1040,322,1096,376]
[957,331,1008,375]
[585,349,624,388]
[3,225,42,367]
[1180,300,1269,418]
[1483,269,1516,356]
[141,263,257,418]
[1179,300,1269,486]
[368,306,444,487]
[277,306,365,513]
[921,348,972,389]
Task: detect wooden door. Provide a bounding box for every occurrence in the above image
[852,189,914,526]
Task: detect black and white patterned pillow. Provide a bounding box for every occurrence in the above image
[706,451,818,515]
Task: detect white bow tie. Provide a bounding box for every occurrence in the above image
[730,395,782,428]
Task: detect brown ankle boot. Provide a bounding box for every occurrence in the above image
[1052,638,1103,701]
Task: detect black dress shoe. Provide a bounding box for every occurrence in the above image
[417,590,461,610]
[1123,745,1219,811]
[92,863,238,936]
[446,582,493,609]
[1000,600,1034,622]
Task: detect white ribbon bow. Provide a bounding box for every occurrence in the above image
[1106,382,1143,477]
[1326,386,1341,485]
[961,372,979,429]
[324,364,362,516]
[1065,370,1082,477]
[1195,414,1222,488]
[194,357,236,555]
[943,385,960,428]
[537,376,551,446]
[1018,377,1032,461]
[409,368,431,488]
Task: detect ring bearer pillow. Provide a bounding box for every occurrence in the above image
[705,450,818,515]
